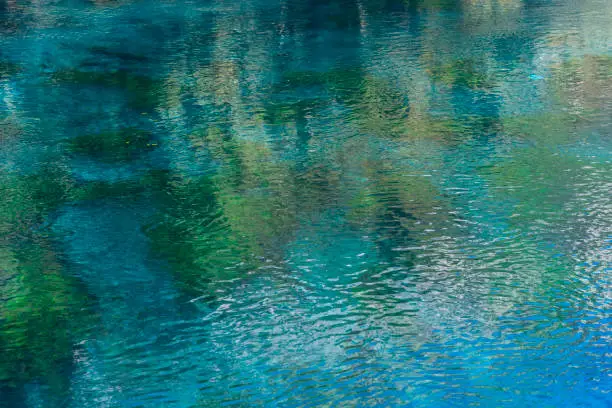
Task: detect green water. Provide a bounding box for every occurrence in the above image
[0,0,610,406]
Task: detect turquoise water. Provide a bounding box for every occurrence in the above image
[0,0,611,406]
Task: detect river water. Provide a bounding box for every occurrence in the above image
[0,0,610,406]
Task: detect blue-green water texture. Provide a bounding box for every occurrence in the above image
[0,0,611,407]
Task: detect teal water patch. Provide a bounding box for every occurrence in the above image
[0,0,610,406]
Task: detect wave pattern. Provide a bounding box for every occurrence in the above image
[0,0,610,406]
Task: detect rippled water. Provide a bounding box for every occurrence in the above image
[0,0,611,406]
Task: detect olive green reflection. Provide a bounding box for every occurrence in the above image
[0,168,96,398]
[49,69,163,110]
[66,128,159,163]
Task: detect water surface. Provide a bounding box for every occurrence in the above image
[0,0,610,406]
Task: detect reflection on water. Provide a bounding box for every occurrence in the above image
[0,0,610,406]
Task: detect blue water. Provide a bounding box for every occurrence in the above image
[0,0,610,407]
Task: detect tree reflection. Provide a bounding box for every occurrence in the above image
[0,167,96,404]
[0,0,610,405]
